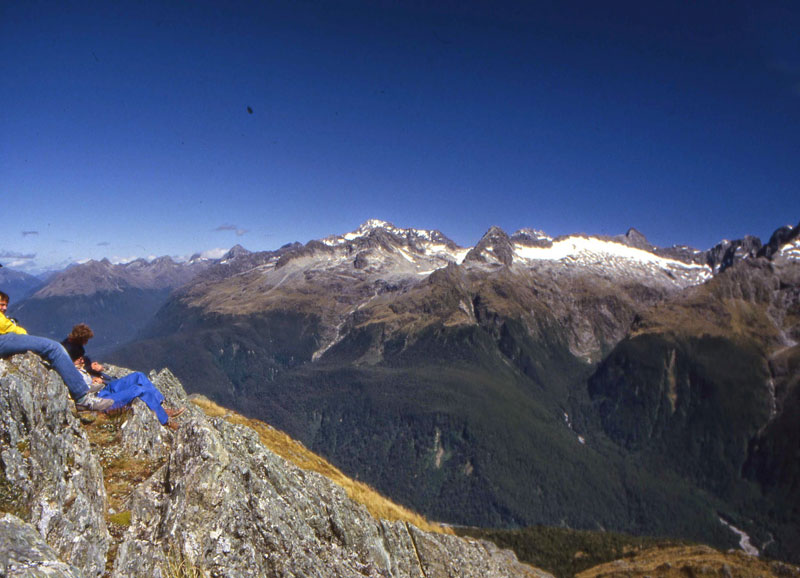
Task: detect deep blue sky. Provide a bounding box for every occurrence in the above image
[2,0,799,272]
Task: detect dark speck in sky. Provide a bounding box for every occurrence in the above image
[247,106,253,114]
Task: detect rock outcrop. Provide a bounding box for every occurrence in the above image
[0,353,549,577]
[0,354,109,576]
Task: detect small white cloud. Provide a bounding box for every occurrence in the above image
[200,247,229,260]
[111,255,140,264]
[3,258,34,269]
[0,251,36,269]
[214,224,248,236]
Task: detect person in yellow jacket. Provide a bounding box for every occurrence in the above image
[0,290,112,411]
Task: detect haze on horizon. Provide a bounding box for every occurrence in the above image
[2,0,799,274]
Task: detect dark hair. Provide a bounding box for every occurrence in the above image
[67,323,94,344]
[0,290,9,303]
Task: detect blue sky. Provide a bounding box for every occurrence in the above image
[2,0,799,273]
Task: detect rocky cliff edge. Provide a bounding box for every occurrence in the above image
[0,353,550,578]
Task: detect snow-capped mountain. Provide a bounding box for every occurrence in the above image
[202,219,717,303]
[162,219,800,365]
[466,225,712,287]
[99,217,800,564]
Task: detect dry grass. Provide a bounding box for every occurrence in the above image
[576,545,800,578]
[162,545,209,578]
[190,396,453,535]
[632,295,781,348]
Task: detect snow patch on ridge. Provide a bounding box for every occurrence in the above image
[779,238,800,260]
[513,236,712,283]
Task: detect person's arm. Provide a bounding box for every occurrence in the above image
[0,313,27,335]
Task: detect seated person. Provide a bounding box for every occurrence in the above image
[62,323,104,376]
[71,351,185,430]
[0,291,111,411]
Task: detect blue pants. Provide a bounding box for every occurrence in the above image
[0,333,90,400]
[97,372,168,425]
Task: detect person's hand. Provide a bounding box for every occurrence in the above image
[92,376,104,385]
[91,361,104,372]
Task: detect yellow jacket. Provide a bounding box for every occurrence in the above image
[0,312,27,335]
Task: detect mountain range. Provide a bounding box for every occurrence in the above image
[4,218,799,563]
[7,255,212,354]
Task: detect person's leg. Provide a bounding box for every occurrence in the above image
[0,333,90,400]
[99,372,168,424]
[128,372,168,424]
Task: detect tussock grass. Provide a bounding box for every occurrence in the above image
[191,395,452,535]
[458,525,686,578]
[163,545,208,578]
[576,545,799,578]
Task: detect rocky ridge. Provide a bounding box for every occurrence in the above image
[163,220,728,366]
[33,255,211,298]
[9,256,214,353]
[0,353,549,578]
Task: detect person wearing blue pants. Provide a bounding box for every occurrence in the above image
[0,290,112,412]
[73,355,185,429]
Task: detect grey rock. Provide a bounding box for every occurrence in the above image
[705,235,763,273]
[0,513,83,577]
[615,227,652,251]
[112,409,548,577]
[759,220,800,260]
[0,354,109,577]
[466,226,515,266]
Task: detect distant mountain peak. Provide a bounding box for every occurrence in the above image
[322,219,459,251]
[759,220,800,260]
[357,218,393,232]
[222,244,251,260]
[511,228,553,245]
[620,227,652,250]
[466,226,515,265]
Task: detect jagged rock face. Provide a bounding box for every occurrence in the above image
[0,354,110,576]
[705,235,763,273]
[113,412,548,578]
[0,354,547,578]
[0,513,83,577]
[759,220,800,260]
[466,226,516,265]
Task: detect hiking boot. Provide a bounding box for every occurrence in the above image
[75,393,113,412]
[165,407,186,418]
